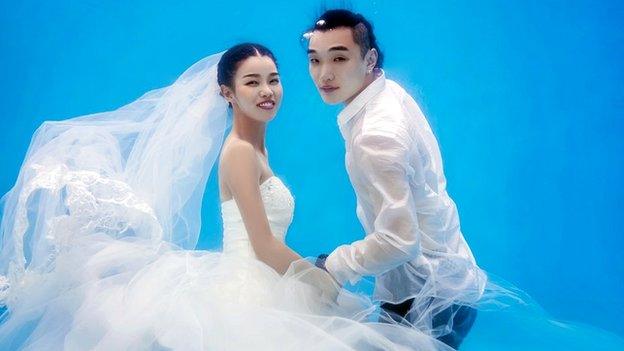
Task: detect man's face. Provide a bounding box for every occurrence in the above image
[307,27,369,105]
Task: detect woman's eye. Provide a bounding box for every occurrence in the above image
[270,79,280,84]
[334,57,346,62]
[309,58,319,64]
[245,81,258,86]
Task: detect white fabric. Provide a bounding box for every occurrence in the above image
[0,174,449,350]
[0,54,453,350]
[221,176,292,258]
[2,51,617,351]
[325,70,487,329]
[0,52,229,292]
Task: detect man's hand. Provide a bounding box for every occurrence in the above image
[286,258,341,308]
[315,253,341,287]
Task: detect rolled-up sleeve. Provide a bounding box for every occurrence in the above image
[325,132,423,285]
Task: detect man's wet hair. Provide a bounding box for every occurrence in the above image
[306,9,384,68]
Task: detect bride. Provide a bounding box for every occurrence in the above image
[0,43,450,350]
[216,43,302,274]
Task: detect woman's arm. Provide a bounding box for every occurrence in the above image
[220,141,301,274]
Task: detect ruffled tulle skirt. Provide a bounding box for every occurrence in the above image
[2,234,624,350]
[0,234,452,350]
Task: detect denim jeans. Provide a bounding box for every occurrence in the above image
[381,298,477,349]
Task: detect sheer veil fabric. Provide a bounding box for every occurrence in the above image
[0,52,228,282]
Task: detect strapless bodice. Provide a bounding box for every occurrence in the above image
[220,176,294,258]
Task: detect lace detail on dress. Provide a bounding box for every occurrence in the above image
[220,176,294,258]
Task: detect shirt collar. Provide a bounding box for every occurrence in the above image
[337,69,386,129]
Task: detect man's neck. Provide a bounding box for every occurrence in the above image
[344,70,379,106]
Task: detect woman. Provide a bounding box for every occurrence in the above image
[0,44,448,350]
[216,44,302,274]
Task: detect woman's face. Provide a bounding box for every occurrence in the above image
[223,55,283,122]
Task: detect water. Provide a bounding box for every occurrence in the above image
[1,0,623,346]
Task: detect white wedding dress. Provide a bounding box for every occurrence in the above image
[0,169,447,350]
[0,51,447,351]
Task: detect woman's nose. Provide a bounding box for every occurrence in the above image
[259,88,273,98]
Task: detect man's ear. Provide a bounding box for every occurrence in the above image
[365,48,378,72]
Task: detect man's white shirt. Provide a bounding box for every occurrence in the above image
[325,70,486,303]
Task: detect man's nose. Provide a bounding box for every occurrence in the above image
[320,65,335,83]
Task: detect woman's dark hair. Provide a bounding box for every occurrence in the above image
[305,9,384,69]
[217,43,278,88]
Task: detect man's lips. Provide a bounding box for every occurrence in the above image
[257,100,275,110]
[320,86,339,94]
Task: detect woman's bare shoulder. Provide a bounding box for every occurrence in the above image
[219,137,260,181]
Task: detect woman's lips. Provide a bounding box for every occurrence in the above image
[257,101,275,110]
[320,86,339,94]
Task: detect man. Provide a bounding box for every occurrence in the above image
[305,9,486,349]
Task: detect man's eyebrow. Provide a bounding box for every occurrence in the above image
[329,45,350,52]
[307,46,350,54]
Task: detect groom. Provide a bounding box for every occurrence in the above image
[305,9,486,349]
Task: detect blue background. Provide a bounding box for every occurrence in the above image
[1,0,622,340]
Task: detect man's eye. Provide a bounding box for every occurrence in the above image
[270,78,280,84]
[334,57,347,62]
[309,58,319,64]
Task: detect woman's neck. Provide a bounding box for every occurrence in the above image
[231,112,266,153]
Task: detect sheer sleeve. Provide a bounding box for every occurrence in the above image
[325,132,424,285]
